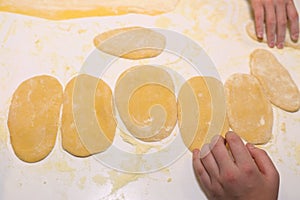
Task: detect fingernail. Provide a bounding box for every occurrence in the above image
[192,149,199,159]
[269,41,275,48]
[226,131,235,137]
[248,143,255,149]
[210,135,220,145]
[292,33,299,40]
[200,144,210,158]
[257,32,263,38]
[277,43,284,49]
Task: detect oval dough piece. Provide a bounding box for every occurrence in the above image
[250,49,300,112]
[246,22,300,49]
[0,0,179,20]
[225,74,273,144]
[61,74,116,157]
[115,66,177,142]
[178,76,229,151]
[8,75,63,163]
[94,27,166,60]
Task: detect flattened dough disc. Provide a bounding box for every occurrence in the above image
[61,74,116,157]
[178,76,229,151]
[246,22,300,49]
[115,66,177,142]
[250,49,300,112]
[0,0,179,20]
[225,74,273,144]
[8,75,63,163]
[94,27,166,60]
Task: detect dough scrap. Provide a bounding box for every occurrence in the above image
[61,74,116,157]
[94,27,166,60]
[8,75,63,163]
[178,76,229,151]
[250,49,300,112]
[115,66,177,142]
[225,74,273,144]
[246,22,300,49]
[0,0,179,20]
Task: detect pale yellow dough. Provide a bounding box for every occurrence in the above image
[246,22,300,49]
[94,27,166,60]
[250,49,300,112]
[8,75,63,163]
[115,66,177,142]
[178,76,229,151]
[0,0,179,20]
[225,74,273,144]
[61,74,116,157]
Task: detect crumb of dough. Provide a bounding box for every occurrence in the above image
[250,49,300,112]
[225,74,273,144]
[8,75,63,163]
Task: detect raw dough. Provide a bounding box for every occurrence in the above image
[94,27,166,60]
[0,0,179,20]
[225,74,273,144]
[246,22,300,49]
[61,74,116,157]
[250,49,300,112]
[115,66,177,142]
[8,75,63,163]
[178,76,229,151]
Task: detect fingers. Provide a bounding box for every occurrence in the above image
[286,0,299,41]
[275,0,287,48]
[252,0,265,38]
[251,0,299,48]
[265,1,277,48]
[210,136,235,173]
[193,149,211,187]
[246,143,279,178]
[225,132,254,166]
[200,144,220,181]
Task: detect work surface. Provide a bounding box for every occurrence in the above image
[0,0,300,199]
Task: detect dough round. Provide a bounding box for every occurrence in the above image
[8,75,63,163]
[250,49,300,112]
[178,76,229,151]
[246,22,300,49]
[94,27,166,60]
[115,66,177,142]
[61,74,116,157]
[225,74,273,144]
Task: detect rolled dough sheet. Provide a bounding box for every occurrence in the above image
[94,27,166,60]
[0,0,179,20]
[250,49,300,112]
[246,22,300,49]
[178,76,229,151]
[225,73,273,144]
[114,66,177,142]
[7,75,63,163]
[61,74,116,157]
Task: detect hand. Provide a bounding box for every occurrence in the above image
[250,0,299,49]
[192,131,279,200]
